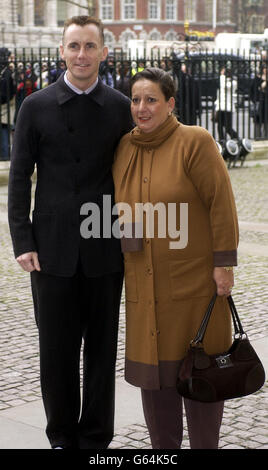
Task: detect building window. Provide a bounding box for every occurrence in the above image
[57,0,67,26]
[122,0,136,20]
[184,0,196,22]
[204,0,213,23]
[104,30,116,51]
[100,0,113,20]
[166,0,177,20]
[17,0,23,25]
[148,0,161,20]
[218,0,231,23]
[250,15,264,33]
[149,28,162,40]
[35,0,45,26]
[165,29,178,41]
[247,0,263,6]
[120,28,137,50]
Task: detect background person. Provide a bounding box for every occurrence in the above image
[215,67,238,141]
[0,47,16,160]
[113,67,238,449]
[8,16,133,449]
[252,65,268,138]
[176,62,201,125]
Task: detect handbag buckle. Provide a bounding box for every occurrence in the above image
[216,354,233,369]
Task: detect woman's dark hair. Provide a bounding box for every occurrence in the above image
[130,67,175,101]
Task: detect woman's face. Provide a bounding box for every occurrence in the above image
[131,79,175,133]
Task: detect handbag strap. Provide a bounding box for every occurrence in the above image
[227,295,246,337]
[192,293,246,346]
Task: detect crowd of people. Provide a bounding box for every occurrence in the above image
[1,44,268,160]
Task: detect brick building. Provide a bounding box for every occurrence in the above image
[0,0,267,50]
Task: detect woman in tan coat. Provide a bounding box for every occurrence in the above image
[112,68,239,449]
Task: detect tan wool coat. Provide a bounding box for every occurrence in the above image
[113,121,239,390]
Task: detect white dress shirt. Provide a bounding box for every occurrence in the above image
[64,72,98,95]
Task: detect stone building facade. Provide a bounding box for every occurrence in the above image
[0,0,267,51]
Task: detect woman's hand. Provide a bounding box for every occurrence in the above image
[213,267,234,297]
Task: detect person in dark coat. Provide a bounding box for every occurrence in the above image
[176,63,201,125]
[0,47,16,159]
[8,16,133,449]
[250,65,268,138]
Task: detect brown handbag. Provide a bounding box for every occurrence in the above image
[176,294,266,402]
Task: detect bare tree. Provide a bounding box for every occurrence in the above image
[58,0,96,16]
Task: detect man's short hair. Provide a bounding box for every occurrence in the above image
[62,16,104,45]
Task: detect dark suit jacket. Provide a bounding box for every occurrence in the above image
[8,74,133,277]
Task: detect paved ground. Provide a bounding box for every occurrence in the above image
[0,159,267,450]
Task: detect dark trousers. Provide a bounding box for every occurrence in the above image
[141,387,224,449]
[30,263,123,449]
[217,111,238,140]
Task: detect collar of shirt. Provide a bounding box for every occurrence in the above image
[56,73,105,107]
[64,72,99,95]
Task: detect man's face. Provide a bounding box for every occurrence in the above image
[60,23,108,90]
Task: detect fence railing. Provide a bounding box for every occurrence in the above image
[1,47,268,161]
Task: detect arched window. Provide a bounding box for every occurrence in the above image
[165,29,178,41]
[148,28,162,41]
[120,28,137,51]
[104,30,116,52]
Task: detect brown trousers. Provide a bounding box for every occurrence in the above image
[141,387,224,449]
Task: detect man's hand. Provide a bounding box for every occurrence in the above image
[213,267,234,297]
[16,252,41,272]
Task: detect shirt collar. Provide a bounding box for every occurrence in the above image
[63,72,98,95]
[55,72,105,107]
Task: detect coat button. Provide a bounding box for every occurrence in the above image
[143,177,148,183]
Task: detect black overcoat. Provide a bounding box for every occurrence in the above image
[8,74,133,277]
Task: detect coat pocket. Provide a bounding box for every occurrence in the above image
[169,257,214,300]
[124,261,138,302]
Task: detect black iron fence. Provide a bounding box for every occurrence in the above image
[1,47,268,161]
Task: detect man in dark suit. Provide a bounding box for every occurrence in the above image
[8,16,133,449]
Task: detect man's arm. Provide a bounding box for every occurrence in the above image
[8,96,39,268]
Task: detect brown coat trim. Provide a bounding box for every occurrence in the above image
[125,358,182,390]
[213,250,237,266]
